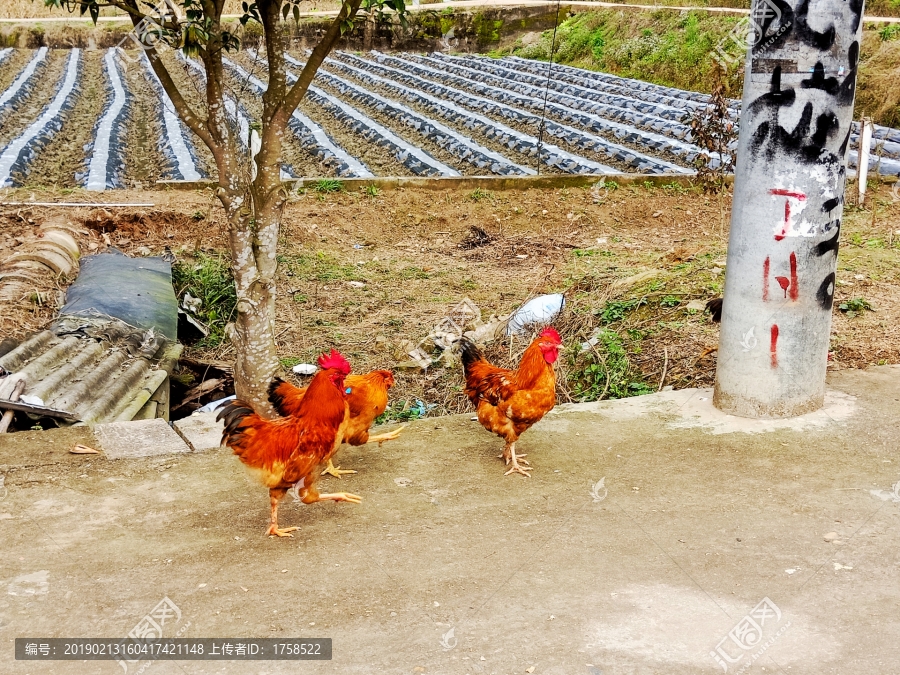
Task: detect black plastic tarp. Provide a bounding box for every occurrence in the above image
[60,249,178,340]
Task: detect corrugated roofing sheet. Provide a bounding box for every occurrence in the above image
[0,316,181,425]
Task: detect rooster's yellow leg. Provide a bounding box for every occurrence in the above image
[266,488,300,537]
[321,459,357,479]
[499,443,529,466]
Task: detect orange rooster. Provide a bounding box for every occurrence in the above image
[218,350,360,538]
[268,369,405,478]
[459,327,562,477]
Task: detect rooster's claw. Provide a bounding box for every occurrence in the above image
[267,526,299,538]
[372,425,407,446]
[318,492,362,504]
[504,463,532,477]
[322,458,357,479]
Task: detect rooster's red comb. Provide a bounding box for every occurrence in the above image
[317,349,351,375]
[540,327,562,344]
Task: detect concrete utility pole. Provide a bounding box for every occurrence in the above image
[714,0,864,418]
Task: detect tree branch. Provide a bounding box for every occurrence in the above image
[252,0,290,199]
[145,48,216,150]
[260,0,288,117]
[70,0,147,19]
[275,0,363,125]
[197,0,242,195]
[112,0,214,149]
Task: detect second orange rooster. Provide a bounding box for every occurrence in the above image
[269,369,405,478]
[459,327,562,477]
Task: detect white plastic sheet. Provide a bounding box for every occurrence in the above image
[224,57,373,178]
[143,53,202,181]
[0,49,80,187]
[86,49,127,191]
[0,47,48,113]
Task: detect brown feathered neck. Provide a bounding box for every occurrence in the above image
[515,338,555,388]
[292,368,347,422]
[347,369,394,388]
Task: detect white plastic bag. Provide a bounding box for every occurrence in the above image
[506,294,565,336]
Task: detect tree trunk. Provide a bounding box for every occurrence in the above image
[223,174,287,417]
[363,13,375,51]
[232,269,279,413]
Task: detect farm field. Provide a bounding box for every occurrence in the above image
[0,46,898,190]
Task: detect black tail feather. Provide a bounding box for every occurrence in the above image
[706,297,723,323]
[268,377,289,417]
[458,336,485,375]
[217,399,256,445]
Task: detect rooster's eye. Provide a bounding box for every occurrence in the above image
[345,387,352,394]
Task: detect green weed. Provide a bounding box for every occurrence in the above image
[171,254,237,347]
[469,188,494,203]
[660,182,690,195]
[279,251,364,283]
[399,266,431,280]
[568,330,654,401]
[660,295,681,307]
[879,24,900,41]
[598,297,648,323]
[376,400,426,424]
[314,178,344,194]
[839,297,873,317]
[507,10,744,97]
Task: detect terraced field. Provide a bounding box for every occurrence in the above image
[0,47,898,190]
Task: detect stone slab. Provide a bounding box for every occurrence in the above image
[93,417,191,459]
[172,411,224,452]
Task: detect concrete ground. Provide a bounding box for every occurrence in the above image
[1,366,899,675]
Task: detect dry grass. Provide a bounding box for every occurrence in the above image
[858,37,900,129]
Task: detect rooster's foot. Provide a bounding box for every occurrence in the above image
[370,425,407,446]
[504,460,532,477]
[318,492,362,504]
[502,443,531,476]
[322,459,356,479]
[498,452,528,466]
[266,525,299,538]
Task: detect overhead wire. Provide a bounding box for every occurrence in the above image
[535,0,563,175]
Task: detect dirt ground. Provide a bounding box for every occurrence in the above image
[1,181,898,417]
